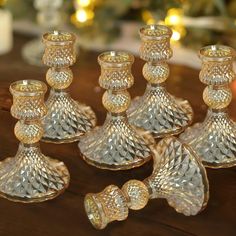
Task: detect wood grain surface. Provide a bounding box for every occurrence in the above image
[0,34,235,236]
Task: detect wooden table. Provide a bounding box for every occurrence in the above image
[0,34,235,236]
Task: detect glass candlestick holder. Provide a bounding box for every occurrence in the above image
[180,45,236,168]
[79,51,155,170]
[84,137,209,229]
[42,31,96,143]
[0,80,70,203]
[127,24,193,138]
[22,0,63,66]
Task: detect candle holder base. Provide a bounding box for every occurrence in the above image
[42,89,96,143]
[0,143,70,203]
[79,114,154,170]
[128,85,193,138]
[180,109,236,168]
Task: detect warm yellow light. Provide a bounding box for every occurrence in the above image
[76,9,88,22]
[168,15,179,24]
[142,10,152,22]
[165,8,182,26]
[147,18,156,25]
[75,8,94,23]
[171,30,181,41]
[76,0,91,7]
[157,20,165,25]
[142,10,157,24]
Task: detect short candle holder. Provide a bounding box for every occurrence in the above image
[84,137,209,229]
[0,80,70,203]
[181,45,236,168]
[127,24,193,138]
[42,31,96,143]
[79,51,154,170]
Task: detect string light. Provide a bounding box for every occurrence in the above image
[75,8,94,23]
[165,8,183,26]
[171,30,181,41]
[142,10,155,24]
[165,8,186,42]
[71,0,95,27]
[142,10,166,25]
[76,0,91,8]
[0,0,7,6]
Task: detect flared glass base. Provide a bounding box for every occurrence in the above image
[78,114,155,170]
[42,89,96,143]
[22,38,44,66]
[180,109,236,168]
[144,137,209,216]
[0,143,70,203]
[127,84,193,138]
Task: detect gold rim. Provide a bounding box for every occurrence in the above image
[140,24,172,40]
[10,80,47,97]
[42,31,76,46]
[98,51,134,68]
[199,45,235,62]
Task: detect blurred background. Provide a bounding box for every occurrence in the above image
[1,0,236,67]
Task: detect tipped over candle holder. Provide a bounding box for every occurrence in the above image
[84,137,209,229]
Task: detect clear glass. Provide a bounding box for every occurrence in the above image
[84,137,209,229]
[180,45,236,168]
[79,51,155,170]
[127,24,193,138]
[42,31,96,143]
[0,80,70,203]
[22,0,63,66]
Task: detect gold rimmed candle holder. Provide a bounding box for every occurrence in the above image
[78,51,155,170]
[0,80,70,203]
[180,45,236,168]
[84,137,209,229]
[22,0,63,66]
[127,24,193,138]
[42,31,96,143]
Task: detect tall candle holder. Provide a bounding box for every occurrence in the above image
[22,0,63,66]
[181,45,236,168]
[127,24,193,138]
[0,80,69,203]
[84,137,209,229]
[42,31,96,143]
[79,51,154,170]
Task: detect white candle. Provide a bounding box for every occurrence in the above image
[0,9,12,55]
